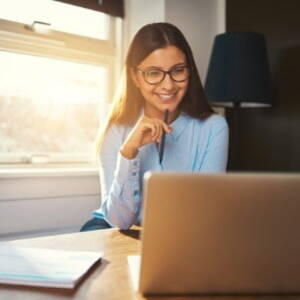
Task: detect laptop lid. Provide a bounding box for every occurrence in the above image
[138,172,300,295]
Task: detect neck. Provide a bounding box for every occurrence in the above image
[144,108,180,124]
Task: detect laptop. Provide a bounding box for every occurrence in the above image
[128,171,300,295]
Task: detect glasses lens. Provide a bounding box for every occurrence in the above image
[170,66,189,82]
[144,69,164,84]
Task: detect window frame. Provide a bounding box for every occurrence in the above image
[0,16,121,167]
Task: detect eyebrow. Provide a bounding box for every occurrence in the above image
[141,63,187,71]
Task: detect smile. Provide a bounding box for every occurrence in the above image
[156,93,177,100]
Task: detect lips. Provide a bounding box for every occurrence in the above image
[156,93,177,101]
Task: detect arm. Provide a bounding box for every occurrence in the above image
[94,116,171,229]
[200,116,229,172]
[93,125,141,230]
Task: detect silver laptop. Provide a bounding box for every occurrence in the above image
[128,172,300,295]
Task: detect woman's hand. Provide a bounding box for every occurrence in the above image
[120,115,172,159]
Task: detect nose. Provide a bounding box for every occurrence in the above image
[160,73,175,90]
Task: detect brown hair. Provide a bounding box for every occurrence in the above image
[95,22,214,154]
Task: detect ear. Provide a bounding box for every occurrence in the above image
[130,68,140,88]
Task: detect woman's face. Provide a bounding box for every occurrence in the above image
[132,45,189,121]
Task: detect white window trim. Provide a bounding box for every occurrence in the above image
[0,18,116,63]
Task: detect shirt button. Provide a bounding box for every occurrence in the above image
[134,190,139,196]
[132,172,137,176]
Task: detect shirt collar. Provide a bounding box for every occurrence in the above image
[168,112,190,140]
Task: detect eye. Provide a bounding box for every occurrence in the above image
[146,69,163,78]
[171,66,186,75]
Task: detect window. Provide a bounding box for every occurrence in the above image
[0,0,121,166]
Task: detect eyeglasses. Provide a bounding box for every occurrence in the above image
[136,66,189,85]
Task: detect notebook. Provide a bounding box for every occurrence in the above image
[0,243,102,288]
[128,172,300,295]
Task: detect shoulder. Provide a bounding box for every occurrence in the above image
[104,123,132,140]
[202,113,228,131]
[188,113,228,133]
[192,114,229,151]
[100,123,133,154]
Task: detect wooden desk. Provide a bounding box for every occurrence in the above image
[1,228,300,300]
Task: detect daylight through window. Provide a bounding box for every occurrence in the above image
[0,0,120,165]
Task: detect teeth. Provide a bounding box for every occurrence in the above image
[158,94,174,99]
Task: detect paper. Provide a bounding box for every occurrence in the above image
[127,255,141,291]
[0,243,102,289]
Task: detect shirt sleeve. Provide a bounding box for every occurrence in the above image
[200,116,229,172]
[93,125,141,229]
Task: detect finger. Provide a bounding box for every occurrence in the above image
[156,121,166,141]
[152,122,159,140]
[162,122,172,133]
[155,124,163,143]
[152,118,171,133]
[141,122,156,138]
[149,123,157,138]
[153,122,161,141]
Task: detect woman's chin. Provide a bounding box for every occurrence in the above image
[144,101,180,119]
[159,103,179,113]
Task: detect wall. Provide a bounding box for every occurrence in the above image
[123,0,165,52]
[226,0,300,171]
[0,169,100,240]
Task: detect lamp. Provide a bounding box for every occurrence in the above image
[204,32,272,169]
[205,32,272,108]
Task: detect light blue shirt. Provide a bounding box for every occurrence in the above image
[93,112,229,229]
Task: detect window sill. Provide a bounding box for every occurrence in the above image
[0,164,99,179]
[0,164,100,202]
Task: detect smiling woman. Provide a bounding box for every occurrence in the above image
[0,0,120,166]
[81,22,229,231]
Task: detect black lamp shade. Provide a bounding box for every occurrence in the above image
[205,32,272,107]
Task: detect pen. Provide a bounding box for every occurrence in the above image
[159,109,169,164]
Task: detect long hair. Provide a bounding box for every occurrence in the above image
[95,22,214,154]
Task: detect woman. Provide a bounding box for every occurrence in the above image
[80,22,229,231]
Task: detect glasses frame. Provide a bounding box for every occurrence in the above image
[136,66,189,85]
